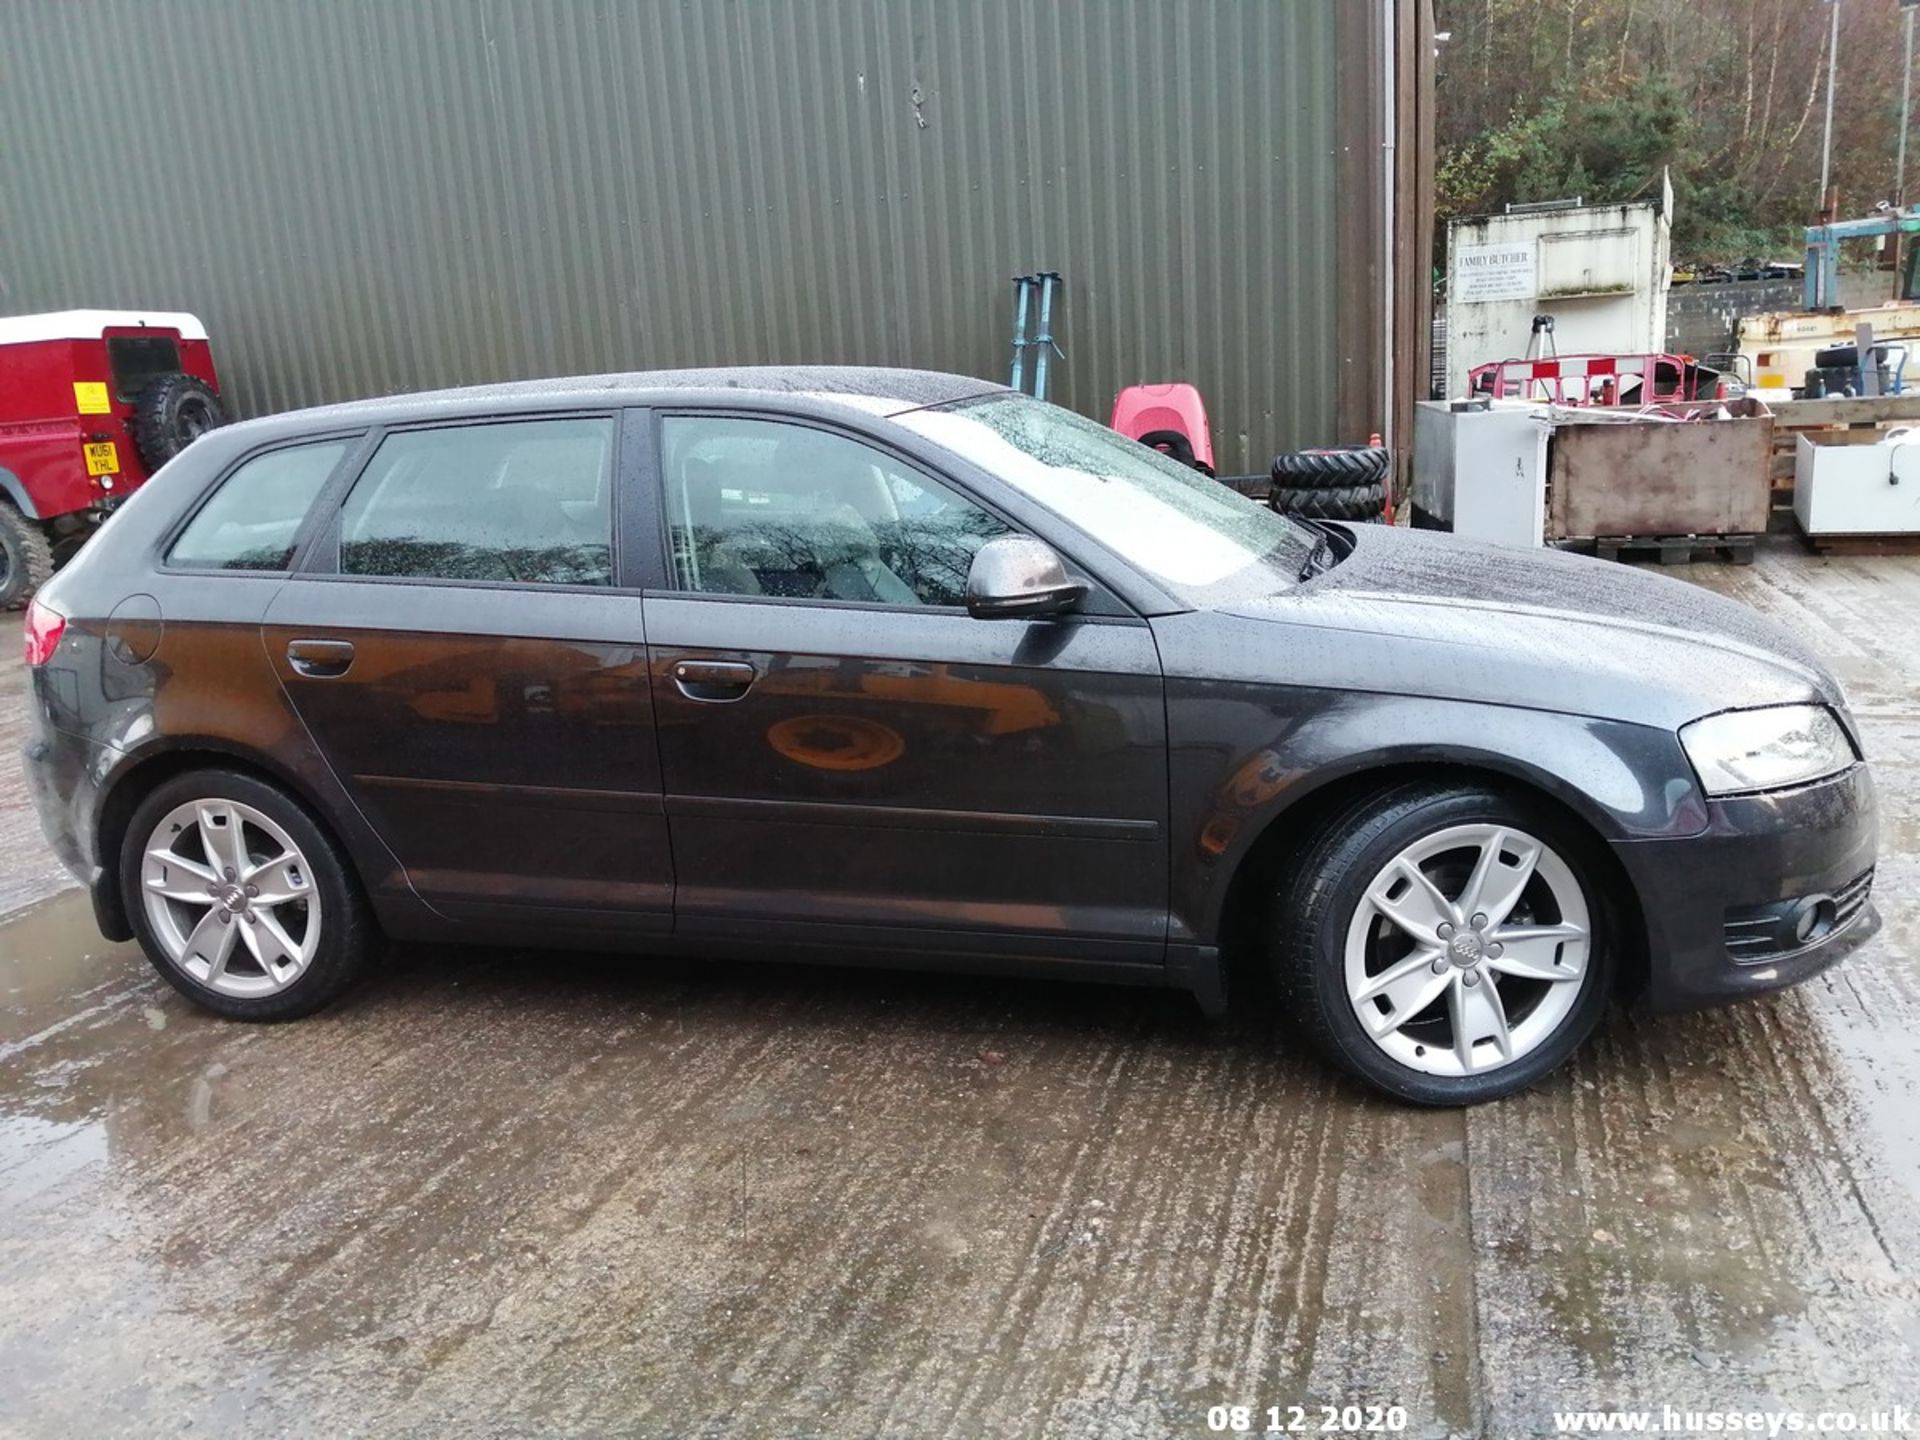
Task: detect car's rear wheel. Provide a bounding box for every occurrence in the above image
[1275,783,1615,1105]
[120,769,376,1020]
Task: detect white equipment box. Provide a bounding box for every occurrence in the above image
[1793,432,1920,538]
[1411,400,1550,548]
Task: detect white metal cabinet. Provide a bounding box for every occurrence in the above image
[1793,434,1920,537]
[1411,400,1549,547]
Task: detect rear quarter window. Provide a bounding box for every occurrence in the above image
[167,441,348,572]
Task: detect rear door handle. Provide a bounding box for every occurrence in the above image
[287,638,356,678]
[671,658,757,702]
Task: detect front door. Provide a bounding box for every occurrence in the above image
[643,412,1168,966]
[264,412,673,930]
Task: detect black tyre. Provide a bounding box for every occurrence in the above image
[120,768,378,1020]
[1269,481,1385,523]
[1136,429,1212,473]
[1812,343,1884,370]
[132,373,228,472]
[1273,783,1617,1105]
[1271,445,1390,488]
[0,500,55,609]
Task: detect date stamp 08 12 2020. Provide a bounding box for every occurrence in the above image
[1206,1404,1411,1434]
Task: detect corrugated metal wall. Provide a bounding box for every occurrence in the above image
[1,1,1360,473]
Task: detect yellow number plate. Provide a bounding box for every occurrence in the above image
[84,441,120,476]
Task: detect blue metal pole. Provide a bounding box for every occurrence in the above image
[1009,276,1033,392]
[1033,271,1060,401]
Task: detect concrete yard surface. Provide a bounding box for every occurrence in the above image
[0,542,1917,1437]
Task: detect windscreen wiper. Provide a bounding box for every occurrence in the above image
[1297,528,1333,581]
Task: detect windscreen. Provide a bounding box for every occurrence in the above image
[895,395,1319,607]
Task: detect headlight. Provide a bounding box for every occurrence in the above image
[1680,704,1855,796]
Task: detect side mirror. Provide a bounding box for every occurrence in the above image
[965,536,1086,620]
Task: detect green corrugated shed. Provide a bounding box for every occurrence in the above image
[0,1,1429,473]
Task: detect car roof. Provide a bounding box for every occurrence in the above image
[222,366,1010,442]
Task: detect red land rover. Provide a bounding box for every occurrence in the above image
[0,310,227,606]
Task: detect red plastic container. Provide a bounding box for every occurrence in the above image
[1110,382,1215,474]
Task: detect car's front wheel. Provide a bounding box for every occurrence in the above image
[1276,783,1616,1104]
[120,769,376,1020]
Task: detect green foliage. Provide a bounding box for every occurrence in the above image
[1443,76,1773,257]
[1436,0,1909,264]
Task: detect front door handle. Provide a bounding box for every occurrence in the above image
[287,638,356,678]
[671,658,757,702]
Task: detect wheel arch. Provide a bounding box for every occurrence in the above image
[0,467,42,520]
[1213,758,1650,1001]
[95,739,380,937]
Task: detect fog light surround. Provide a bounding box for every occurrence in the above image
[1788,896,1838,947]
[1724,869,1873,965]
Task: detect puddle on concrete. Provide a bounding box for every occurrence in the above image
[0,1111,109,1200]
[1,885,1915,1435]
[0,892,1475,1433]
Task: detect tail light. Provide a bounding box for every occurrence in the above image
[23,597,66,667]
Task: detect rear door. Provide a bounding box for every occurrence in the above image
[641,410,1170,966]
[262,410,673,932]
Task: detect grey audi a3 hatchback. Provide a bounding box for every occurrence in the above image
[22,367,1879,1103]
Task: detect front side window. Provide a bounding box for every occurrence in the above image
[660,415,1010,607]
[896,395,1318,606]
[340,418,614,586]
[167,440,347,571]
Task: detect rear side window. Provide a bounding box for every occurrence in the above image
[167,441,347,571]
[339,418,614,586]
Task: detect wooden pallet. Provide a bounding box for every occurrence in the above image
[1801,530,1920,557]
[1590,533,1758,565]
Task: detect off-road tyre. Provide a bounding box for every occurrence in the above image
[1270,445,1391,488]
[1272,782,1617,1106]
[1269,481,1385,524]
[121,768,378,1021]
[132,373,228,472]
[0,500,54,609]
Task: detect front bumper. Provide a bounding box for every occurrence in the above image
[1613,763,1879,1010]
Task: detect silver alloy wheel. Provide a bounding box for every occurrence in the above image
[139,798,322,998]
[1342,823,1590,1078]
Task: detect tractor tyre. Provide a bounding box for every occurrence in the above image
[1269,482,1386,525]
[1270,445,1391,489]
